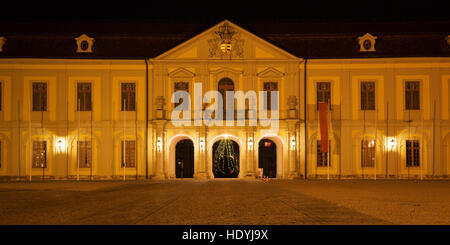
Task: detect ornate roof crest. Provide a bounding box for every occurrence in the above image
[208,22,244,59]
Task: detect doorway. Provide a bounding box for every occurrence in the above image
[259,139,277,178]
[175,139,194,178]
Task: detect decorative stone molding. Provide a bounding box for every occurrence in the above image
[75,34,95,53]
[257,67,285,78]
[209,67,243,90]
[0,36,6,52]
[209,67,243,75]
[168,67,195,78]
[357,33,377,52]
[208,22,244,59]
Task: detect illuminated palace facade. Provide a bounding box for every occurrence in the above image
[0,20,450,179]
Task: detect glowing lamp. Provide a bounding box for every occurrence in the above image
[199,138,205,152]
[248,138,253,151]
[388,138,397,150]
[157,138,162,152]
[56,138,66,153]
[290,137,296,150]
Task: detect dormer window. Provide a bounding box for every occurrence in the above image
[363,39,372,50]
[75,34,95,53]
[80,40,89,51]
[357,33,377,52]
[0,36,6,52]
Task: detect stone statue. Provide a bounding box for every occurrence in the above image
[155,96,165,110]
[288,96,298,110]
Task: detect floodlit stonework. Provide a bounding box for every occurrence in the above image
[0,20,450,180]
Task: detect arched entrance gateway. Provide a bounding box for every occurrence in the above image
[175,139,194,178]
[212,139,240,178]
[258,139,277,178]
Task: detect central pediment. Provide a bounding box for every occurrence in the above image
[154,20,298,60]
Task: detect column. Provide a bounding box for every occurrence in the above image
[287,119,299,179]
[195,126,208,179]
[245,126,256,178]
[153,119,166,180]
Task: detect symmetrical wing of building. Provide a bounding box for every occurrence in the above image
[0,20,449,179]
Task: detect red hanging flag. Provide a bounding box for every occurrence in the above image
[318,102,329,153]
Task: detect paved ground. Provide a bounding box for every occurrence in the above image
[0,179,449,225]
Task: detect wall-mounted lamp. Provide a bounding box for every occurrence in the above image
[388,138,397,150]
[248,138,253,151]
[199,138,205,152]
[290,137,296,150]
[157,138,162,152]
[56,138,66,153]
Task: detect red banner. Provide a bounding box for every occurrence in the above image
[318,102,329,153]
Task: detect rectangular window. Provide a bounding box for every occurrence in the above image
[316,82,331,110]
[77,141,92,168]
[405,81,420,110]
[121,140,136,168]
[316,140,330,167]
[361,139,376,167]
[121,83,136,111]
[361,81,375,110]
[406,140,420,167]
[174,82,189,108]
[32,141,47,168]
[77,82,92,111]
[32,82,47,111]
[263,82,278,110]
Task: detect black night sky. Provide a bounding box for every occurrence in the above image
[1,0,449,24]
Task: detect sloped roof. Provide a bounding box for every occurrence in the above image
[0,21,448,59]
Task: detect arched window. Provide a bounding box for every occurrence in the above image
[218,78,234,118]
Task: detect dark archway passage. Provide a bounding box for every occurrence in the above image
[259,139,277,178]
[175,139,194,178]
[212,139,239,178]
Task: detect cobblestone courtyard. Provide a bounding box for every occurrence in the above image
[0,179,449,225]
